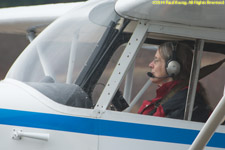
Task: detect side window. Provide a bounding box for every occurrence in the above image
[129,45,224,119]
[128,44,158,113]
[129,45,225,118]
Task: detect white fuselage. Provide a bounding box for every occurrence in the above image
[0,79,224,150]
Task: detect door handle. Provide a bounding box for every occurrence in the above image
[12,129,49,141]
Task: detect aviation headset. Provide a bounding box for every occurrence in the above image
[165,42,181,77]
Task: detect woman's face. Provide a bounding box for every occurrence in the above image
[149,49,173,86]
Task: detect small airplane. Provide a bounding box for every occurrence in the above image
[0,0,225,150]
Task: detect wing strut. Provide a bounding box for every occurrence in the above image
[189,87,225,150]
[26,25,47,42]
[27,28,36,42]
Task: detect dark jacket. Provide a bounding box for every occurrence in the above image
[138,80,211,122]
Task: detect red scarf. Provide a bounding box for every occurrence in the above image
[138,80,180,116]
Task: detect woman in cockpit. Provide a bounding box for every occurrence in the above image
[138,42,211,122]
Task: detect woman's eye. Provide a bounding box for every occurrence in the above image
[153,58,159,63]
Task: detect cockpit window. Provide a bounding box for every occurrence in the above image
[5,0,123,108]
[6,2,107,83]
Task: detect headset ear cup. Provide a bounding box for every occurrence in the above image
[166,60,180,76]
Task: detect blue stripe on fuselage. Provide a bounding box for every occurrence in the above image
[0,108,224,148]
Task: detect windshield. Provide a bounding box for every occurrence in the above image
[6,0,115,83]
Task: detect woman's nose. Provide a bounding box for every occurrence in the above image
[149,61,154,68]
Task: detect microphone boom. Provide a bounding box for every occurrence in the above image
[147,72,170,78]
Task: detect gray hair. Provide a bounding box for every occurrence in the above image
[159,42,193,81]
